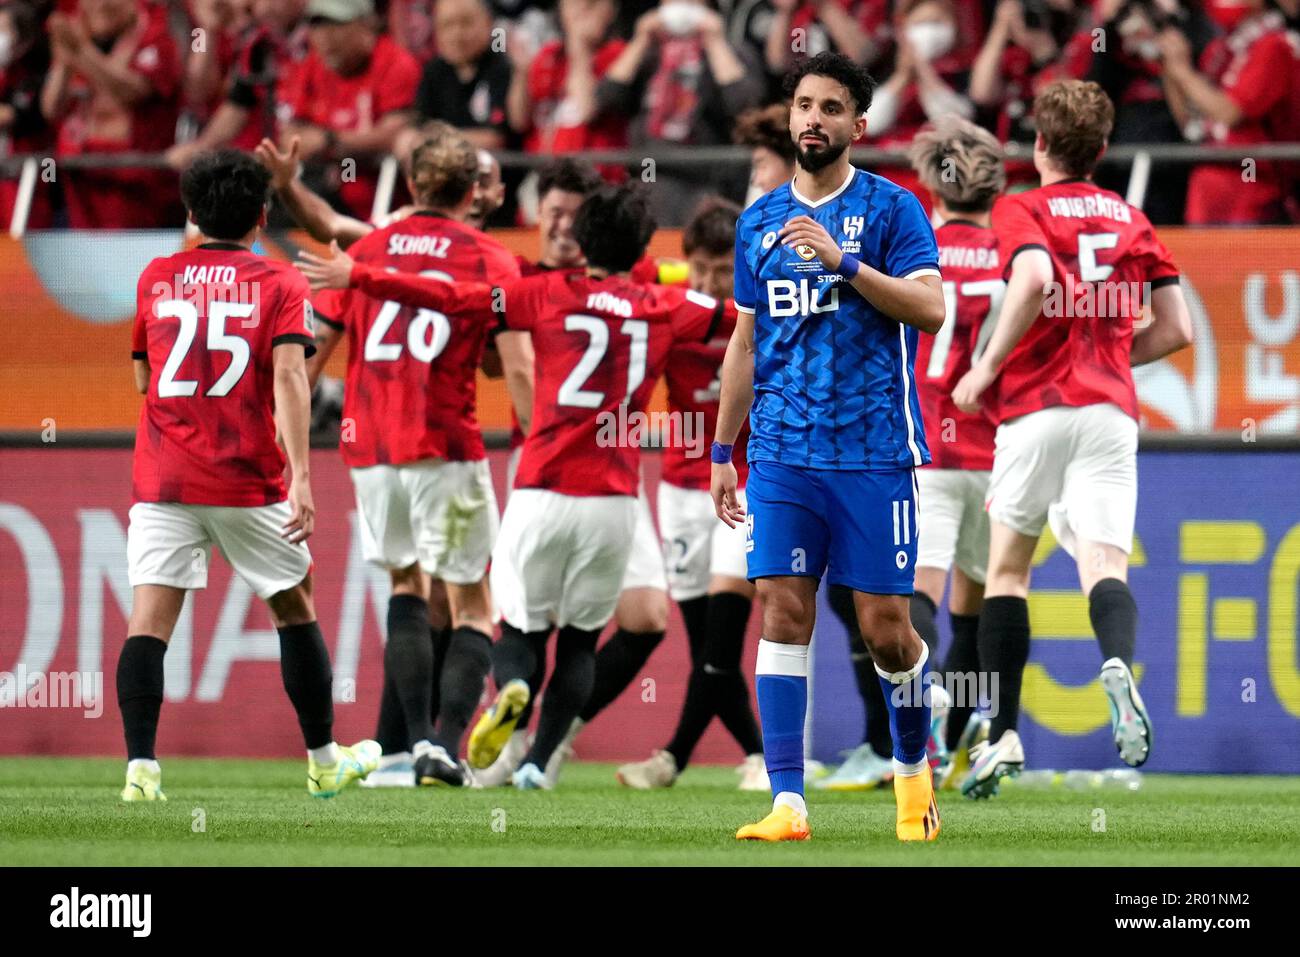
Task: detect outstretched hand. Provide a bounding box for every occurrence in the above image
[296,240,355,291]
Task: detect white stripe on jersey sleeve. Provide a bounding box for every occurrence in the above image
[898,324,923,467]
[735,304,756,314]
[903,267,942,281]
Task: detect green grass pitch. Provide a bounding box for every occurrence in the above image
[2,758,1298,866]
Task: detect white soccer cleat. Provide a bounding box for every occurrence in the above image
[737,753,769,791]
[512,761,550,791]
[1100,657,1153,768]
[816,743,894,791]
[360,751,415,788]
[961,729,1025,799]
[616,749,678,789]
[475,729,530,788]
[544,717,583,788]
[121,760,166,802]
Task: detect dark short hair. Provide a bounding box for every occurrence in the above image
[537,158,603,202]
[733,103,798,162]
[682,196,741,258]
[781,51,876,116]
[180,149,271,240]
[572,184,656,273]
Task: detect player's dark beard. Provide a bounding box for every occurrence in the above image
[797,136,848,174]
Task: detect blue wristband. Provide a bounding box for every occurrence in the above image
[835,254,862,280]
[711,442,734,464]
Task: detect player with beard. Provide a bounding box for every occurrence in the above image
[717,52,947,842]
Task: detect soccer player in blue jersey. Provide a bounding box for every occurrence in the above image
[711,51,947,842]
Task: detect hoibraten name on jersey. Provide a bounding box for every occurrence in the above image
[1045,192,1134,223]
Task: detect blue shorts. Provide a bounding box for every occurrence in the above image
[744,460,919,595]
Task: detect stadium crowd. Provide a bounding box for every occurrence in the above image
[1,0,1299,228]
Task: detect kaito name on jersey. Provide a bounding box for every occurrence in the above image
[149,274,263,317]
[1045,193,1134,223]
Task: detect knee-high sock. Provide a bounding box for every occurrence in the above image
[829,583,892,757]
[677,595,709,667]
[117,635,167,761]
[494,624,550,729]
[430,626,451,722]
[943,612,981,751]
[979,596,1031,741]
[278,621,335,750]
[909,593,940,657]
[384,594,434,749]
[373,626,449,754]
[756,639,808,803]
[666,592,761,769]
[434,626,492,753]
[578,628,665,723]
[1089,578,1137,666]
[526,625,600,768]
[875,641,931,768]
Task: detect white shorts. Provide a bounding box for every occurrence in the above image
[915,469,990,584]
[657,481,749,601]
[985,403,1138,557]
[490,488,637,632]
[505,444,523,495]
[620,488,669,592]
[350,458,498,584]
[127,500,311,600]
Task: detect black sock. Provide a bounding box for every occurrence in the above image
[978,596,1031,741]
[373,626,448,755]
[116,635,166,761]
[434,626,492,753]
[702,592,761,757]
[374,673,406,755]
[1090,578,1138,666]
[526,625,600,768]
[578,628,665,723]
[943,612,981,751]
[666,591,760,768]
[277,621,335,750]
[429,626,451,723]
[829,584,892,757]
[677,595,710,667]
[909,592,940,657]
[384,594,435,749]
[494,624,550,729]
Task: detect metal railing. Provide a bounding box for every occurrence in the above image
[5,142,1300,237]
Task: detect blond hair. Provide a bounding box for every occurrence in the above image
[408,121,478,210]
[1033,80,1115,177]
[909,116,1006,213]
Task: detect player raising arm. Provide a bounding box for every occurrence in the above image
[120,150,379,803]
[951,80,1192,795]
[712,52,946,844]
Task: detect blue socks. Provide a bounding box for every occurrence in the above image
[876,641,932,769]
[755,639,808,803]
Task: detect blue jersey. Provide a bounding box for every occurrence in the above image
[734,167,940,471]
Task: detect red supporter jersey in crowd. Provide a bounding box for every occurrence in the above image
[989,179,1181,425]
[1185,12,1300,225]
[342,268,735,496]
[277,34,421,216]
[525,39,628,155]
[313,212,521,468]
[131,244,316,506]
[914,221,1001,472]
